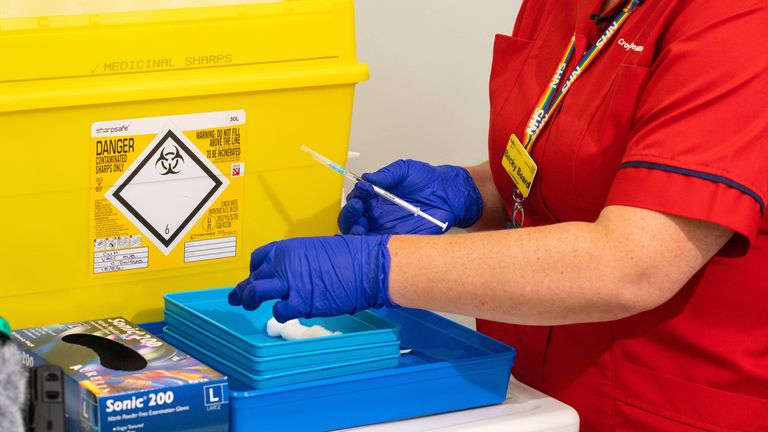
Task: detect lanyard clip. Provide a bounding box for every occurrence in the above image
[510,189,525,228]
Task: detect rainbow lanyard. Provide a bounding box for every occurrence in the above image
[522,0,643,152]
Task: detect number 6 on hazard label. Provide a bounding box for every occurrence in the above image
[501,134,537,198]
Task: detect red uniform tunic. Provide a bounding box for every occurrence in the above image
[479,0,768,430]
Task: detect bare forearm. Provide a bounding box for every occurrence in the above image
[388,206,732,325]
[465,162,508,231]
[389,222,633,325]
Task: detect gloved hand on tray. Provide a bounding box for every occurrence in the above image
[228,234,395,322]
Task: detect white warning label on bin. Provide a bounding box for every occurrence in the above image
[94,247,149,273]
[90,111,245,275]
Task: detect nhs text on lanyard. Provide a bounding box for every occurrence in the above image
[502,0,642,227]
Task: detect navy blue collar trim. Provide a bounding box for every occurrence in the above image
[620,161,765,214]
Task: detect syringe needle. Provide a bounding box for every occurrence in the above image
[300,146,448,232]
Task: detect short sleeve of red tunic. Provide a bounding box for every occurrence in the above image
[605,3,768,256]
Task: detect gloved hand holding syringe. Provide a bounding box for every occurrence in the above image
[300,145,449,232]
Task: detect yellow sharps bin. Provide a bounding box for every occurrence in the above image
[0,0,368,328]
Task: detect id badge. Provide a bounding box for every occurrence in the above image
[501,134,537,198]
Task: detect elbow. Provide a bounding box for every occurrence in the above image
[612,271,684,318]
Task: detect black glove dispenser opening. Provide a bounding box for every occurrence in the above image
[61,333,148,371]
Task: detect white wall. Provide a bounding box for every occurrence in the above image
[349,1,523,329]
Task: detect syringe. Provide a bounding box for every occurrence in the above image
[300,145,449,232]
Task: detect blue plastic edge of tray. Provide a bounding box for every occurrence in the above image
[164,311,400,373]
[142,306,516,432]
[164,307,400,361]
[164,327,400,389]
[164,315,400,374]
[164,326,400,380]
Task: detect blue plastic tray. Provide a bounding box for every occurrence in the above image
[143,307,516,432]
[164,289,399,357]
[164,310,401,373]
[164,325,400,389]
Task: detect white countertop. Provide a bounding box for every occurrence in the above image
[348,377,580,432]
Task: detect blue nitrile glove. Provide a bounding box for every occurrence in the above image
[338,160,483,235]
[228,234,395,322]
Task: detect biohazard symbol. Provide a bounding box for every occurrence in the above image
[155,144,185,175]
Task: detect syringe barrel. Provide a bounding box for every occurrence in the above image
[371,185,421,215]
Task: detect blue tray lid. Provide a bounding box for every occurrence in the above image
[164,288,400,357]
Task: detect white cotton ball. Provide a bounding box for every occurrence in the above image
[280,324,311,341]
[304,325,336,338]
[266,317,342,340]
[266,318,283,337]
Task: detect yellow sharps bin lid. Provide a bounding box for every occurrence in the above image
[0,0,368,111]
